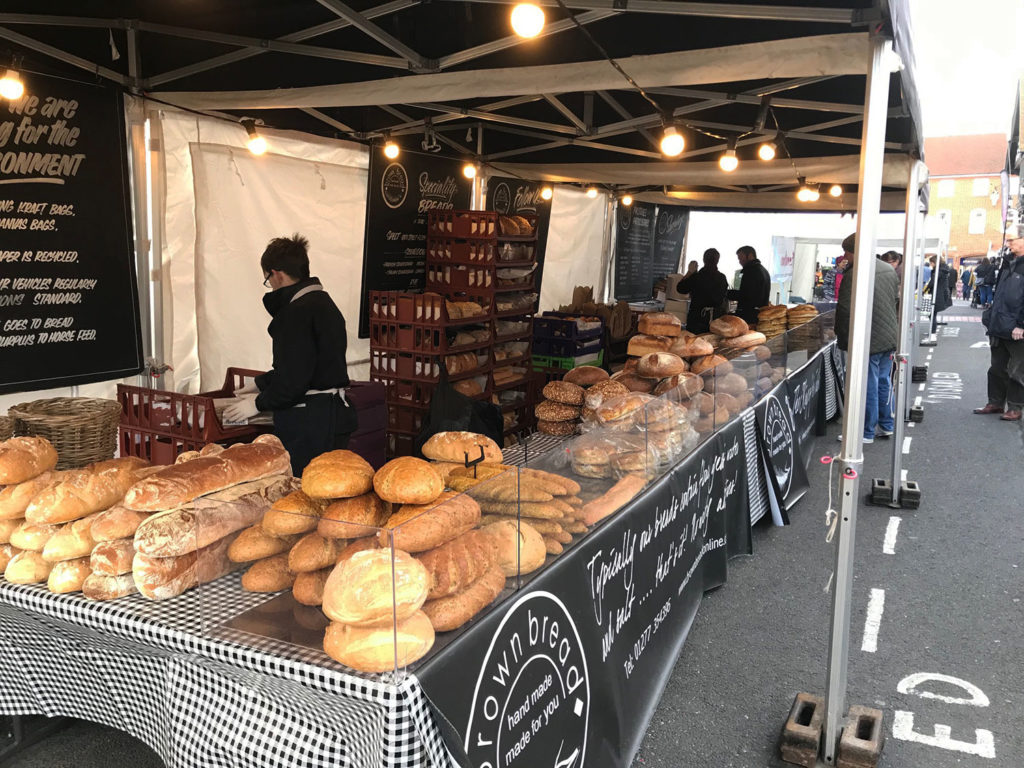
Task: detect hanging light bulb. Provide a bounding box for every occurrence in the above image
[758,140,777,161]
[659,125,685,157]
[719,149,739,172]
[0,69,25,101]
[829,184,843,198]
[796,177,816,202]
[241,119,267,155]
[462,163,477,179]
[586,187,599,199]
[621,194,633,207]
[540,186,553,201]
[383,140,400,159]
[510,4,545,38]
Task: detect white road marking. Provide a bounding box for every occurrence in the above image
[892,711,996,758]
[861,588,886,652]
[909,422,915,428]
[903,436,912,454]
[901,469,908,480]
[914,396,922,407]
[918,383,926,392]
[897,673,991,707]
[883,516,901,554]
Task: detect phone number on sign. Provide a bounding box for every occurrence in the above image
[623,598,672,679]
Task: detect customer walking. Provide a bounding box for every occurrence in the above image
[924,255,953,334]
[976,257,996,307]
[974,224,1024,421]
[961,267,975,301]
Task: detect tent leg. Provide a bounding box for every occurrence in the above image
[821,32,893,765]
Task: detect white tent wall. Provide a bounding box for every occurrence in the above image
[156,109,369,393]
[539,187,609,311]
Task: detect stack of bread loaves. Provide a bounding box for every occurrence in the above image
[627,311,683,358]
[125,435,295,600]
[786,304,821,347]
[420,431,504,482]
[0,436,60,583]
[535,380,586,436]
[756,305,788,338]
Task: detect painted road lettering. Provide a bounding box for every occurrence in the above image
[893,673,996,758]
[926,372,963,403]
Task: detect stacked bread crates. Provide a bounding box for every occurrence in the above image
[531,312,605,383]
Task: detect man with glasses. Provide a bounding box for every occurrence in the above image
[224,234,356,473]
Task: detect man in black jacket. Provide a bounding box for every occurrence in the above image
[975,224,1024,421]
[678,248,728,333]
[224,234,357,473]
[727,245,771,325]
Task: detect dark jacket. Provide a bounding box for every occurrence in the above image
[982,254,1024,339]
[254,277,350,411]
[835,257,899,353]
[933,263,953,312]
[727,258,771,324]
[977,261,997,286]
[678,265,728,333]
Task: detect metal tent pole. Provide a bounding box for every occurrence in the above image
[821,32,893,765]
[888,160,927,504]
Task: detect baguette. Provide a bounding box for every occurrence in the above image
[0,471,64,520]
[416,529,497,600]
[123,434,291,512]
[5,550,52,584]
[26,460,145,524]
[41,514,97,562]
[91,505,152,542]
[0,543,21,572]
[9,520,59,551]
[133,532,242,600]
[83,572,137,601]
[241,554,295,592]
[292,566,332,606]
[422,565,506,632]
[0,518,21,545]
[134,475,296,557]
[0,437,58,485]
[90,538,136,576]
[287,532,339,573]
[47,556,91,593]
[581,474,648,526]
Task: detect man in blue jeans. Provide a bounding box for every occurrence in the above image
[834,233,900,443]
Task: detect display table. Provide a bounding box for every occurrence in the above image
[0,341,842,768]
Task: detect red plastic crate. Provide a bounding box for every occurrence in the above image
[428,210,498,238]
[386,430,417,459]
[497,212,538,238]
[427,239,496,264]
[387,403,427,433]
[369,350,491,383]
[427,264,494,292]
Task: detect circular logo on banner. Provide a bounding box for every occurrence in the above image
[380,162,409,209]
[764,395,795,498]
[493,182,512,215]
[465,591,590,768]
[618,204,633,231]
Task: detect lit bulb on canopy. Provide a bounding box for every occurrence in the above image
[586,187,599,198]
[383,140,400,159]
[242,119,267,155]
[540,186,553,201]
[510,4,545,38]
[621,194,633,207]
[796,181,820,203]
[829,184,843,198]
[462,163,477,179]
[0,69,24,101]
[659,126,684,157]
[719,149,739,173]
[758,141,776,161]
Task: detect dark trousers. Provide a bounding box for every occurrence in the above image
[274,393,358,476]
[987,337,1024,411]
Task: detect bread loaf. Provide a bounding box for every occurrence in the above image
[133,532,241,600]
[484,519,546,576]
[90,538,136,576]
[638,311,682,337]
[0,471,63,520]
[124,435,291,512]
[422,565,505,632]
[292,566,332,606]
[241,554,295,592]
[261,490,326,536]
[690,354,732,375]
[324,611,434,673]
[91,505,152,542]
[541,381,585,406]
[9,520,59,551]
[381,491,481,552]
[421,432,503,464]
[336,536,380,564]
[534,400,581,421]
[26,462,149,525]
[47,556,91,593]
[563,366,609,387]
[373,457,443,505]
[301,449,374,499]
[83,572,137,601]
[287,532,339,573]
[626,334,672,357]
[721,331,767,349]
[227,524,299,562]
[0,436,58,484]
[609,372,657,394]
[636,352,686,378]
[134,475,296,557]
[583,379,630,410]
[537,420,578,436]
[581,474,647,526]
[0,517,21,544]
[5,550,52,583]
[669,335,714,359]
[0,543,21,572]
[322,549,429,627]
[415,529,497,600]
[318,492,388,539]
[709,315,749,338]
[653,371,704,398]
[41,514,97,562]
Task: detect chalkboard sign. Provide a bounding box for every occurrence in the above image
[358,150,472,336]
[653,206,688,281]
[0,72,142,395]
[485,176,552,289]
[614,202,689,301]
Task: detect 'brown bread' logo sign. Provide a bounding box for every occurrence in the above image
[380,162,408,209]
[763,394,795,498]
[493,182,512,215]
[466,591,590,768]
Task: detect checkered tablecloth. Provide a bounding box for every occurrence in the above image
[0,574,456,768]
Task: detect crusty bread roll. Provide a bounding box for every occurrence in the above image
[373,457,443,505]
[90,505,151,542]
[0,436,58,485]
[380,491,481,553]
[82,572,137,601]
[322,549,429,628]
[9,520,59,551]
[90,538,136,576]
[47,556,91,594]
[261,490,326,536]
[534,400,581,422]
[581,474,647,526]
[288,532,339,573]
[324,611,434,673]
[416,529,497,600]
[336,536,380,564]
[124,435,291,512]
[709,315,749,338]
[669,335,714,359]
[541,381,585,406]
[302,449,376,500]
[484,519,546,576]
[563,366,609,387]
[721,331,767,349]
[421,432,503,465]
[5,550,52,583]
[0,517,21,545]
[26,458,149,525]
[227,524,299,563]
[41,514,97,562]
[241,554,294,592]
[638,311,682,337]
[754,345,773,361]
[636,352,686,378]
[422,564,505,632]
[626,334,673,357]
[292,566,332,606]
[319,493,388,539]
[133,532,241,600]
[0,543,21,572]
[0,471,63,520]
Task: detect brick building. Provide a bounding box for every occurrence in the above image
[924,134,1020,269]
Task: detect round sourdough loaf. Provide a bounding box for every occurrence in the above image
[484,519,546,576]
[541,380,585,406]
[563,365,609,387]
[422,431,503,464]
[709,315,749,338]
[584,379,630,410]
[690,354,733,375]
[722,331,767,349]
[669,335,714,359]
[324,610,434,672]
[292,567,332,606]
[373,457,443,505]
[319,492,389,539]
[653,371,704,398]
[322,548,429,627]
[636,352,686,378]
[626,333,673,358]
[302,450,375,499]
[608,372,656,394]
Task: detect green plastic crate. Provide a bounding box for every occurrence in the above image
[531,350,604,371]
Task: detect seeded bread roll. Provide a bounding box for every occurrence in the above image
[241,554,295,592]
[373,457,443,505]
[636,352,686,378]
[637,311,682,337]
[335,536,380,564]
[287,532,340,573]
[322,549,429,628]
[0,436,58,485]
[541,381,585,406]
[319,493,389,539]
[228,525,300,563]
[563,366,609,387]
[261,490,326,536]
[324,611,434,673]
[537,419,578,436]
[292,566,332,606]
[421,432,503,464]
[626,334,673,357]
[415,529,497,600]
[534,400,581,422]
[709,315,749,338]
[302,449,375,500]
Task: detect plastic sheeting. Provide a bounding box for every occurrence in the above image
[541,187,608,310]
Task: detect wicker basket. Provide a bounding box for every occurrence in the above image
[0,415,12,442]
[9,397,122,469]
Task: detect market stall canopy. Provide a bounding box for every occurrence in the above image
[0,0,923,210]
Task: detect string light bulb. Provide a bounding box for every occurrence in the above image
[659,125,685,157]
[621,194,633,207]
[586,187,599,198]
[241,119,267,155]
[796,178,820,202]
[758,140,777,161]
[462,163,477,179]
[719,148,739,173]
[510,4,545,38]
[540,186,553,201]
[829,184,843,198]
[383,140,400,159]
[0,69,25,101]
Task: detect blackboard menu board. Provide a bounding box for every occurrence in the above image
[614,201,689,301]
[358,150,472,336]
[653,206,688,281]
[485,175,552,287]
[0,72,142,395]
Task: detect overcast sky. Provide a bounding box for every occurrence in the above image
[908,0,1023,137]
